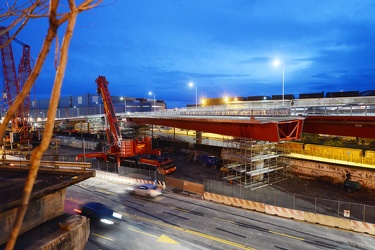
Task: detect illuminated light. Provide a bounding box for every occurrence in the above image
[74,209,82,214]
[100,219,115,225]
[273,59,285,101]
[112,212,122,219]
[188,82,198,108]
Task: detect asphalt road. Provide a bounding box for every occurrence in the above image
[65,177,375,250]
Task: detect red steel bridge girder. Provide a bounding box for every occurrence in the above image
[303,116,375,138]
[126,117,304,142]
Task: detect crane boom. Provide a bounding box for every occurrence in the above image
[0,26,18,107]
[96,76,122,148]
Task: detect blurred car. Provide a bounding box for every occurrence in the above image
[128,183,162,198]
[75,202,122,225]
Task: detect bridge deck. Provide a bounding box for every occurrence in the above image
[127,116,304,142]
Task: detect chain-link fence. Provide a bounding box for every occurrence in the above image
[205,179,375,223]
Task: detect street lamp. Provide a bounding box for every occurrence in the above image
[273,59,285,101]
[120,97,127,113]
[188,82,197,108]
[148,91,155,111]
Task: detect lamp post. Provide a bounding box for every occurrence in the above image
[148,91,155,111]
[188,82,197,108]
[121,97,127,113]
[273,59,285,101]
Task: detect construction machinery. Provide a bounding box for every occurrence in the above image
[0,26,33,145]
[76,76,176,175]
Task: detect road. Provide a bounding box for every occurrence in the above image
[65,177,374,250]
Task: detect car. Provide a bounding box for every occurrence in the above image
[200,155,222,170]
[129,183,162,198]
[75,202,122,225]
[343,179,361,192]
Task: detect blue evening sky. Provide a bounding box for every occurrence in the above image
[4,0,375,108]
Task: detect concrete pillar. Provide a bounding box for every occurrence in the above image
[196,131,202,144]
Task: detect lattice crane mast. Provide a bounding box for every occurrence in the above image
[96,75,123,150]
[0,26,32,143]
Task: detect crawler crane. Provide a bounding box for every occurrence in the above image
[77,76,176,175]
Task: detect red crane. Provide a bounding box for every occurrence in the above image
[0,26,32,143]
[77,76,177,175]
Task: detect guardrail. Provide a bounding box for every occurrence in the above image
[0,159,92,171]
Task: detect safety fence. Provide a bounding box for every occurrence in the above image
[204,179,375,224]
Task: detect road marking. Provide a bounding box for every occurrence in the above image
[269,231,304,241]
[174,207,190,213]
[214,216,305,242]
[97,189,115,194]
[92,233,113,241]
[214,217,236,224]
[121,212,255,249]
[128,227,179,244]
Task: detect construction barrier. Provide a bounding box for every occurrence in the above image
[95,172,375,235]
[231,197,265,212]
[304,212,351,230]
[265,205,304,221]
[204,192,232,206]
[183,181,204,195]
[350,220,375,236]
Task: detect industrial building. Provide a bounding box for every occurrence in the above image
[24,94,167,122]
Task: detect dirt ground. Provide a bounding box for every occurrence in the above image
[42,145,375,207]
[271,175,375,206]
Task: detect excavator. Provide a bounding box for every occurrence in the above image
[76,76,176,175]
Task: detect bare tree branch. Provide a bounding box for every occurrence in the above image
[3,0,103,249]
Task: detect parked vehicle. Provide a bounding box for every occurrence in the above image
[75,202,122,225]
[128,184,162,198]
[200,155,222,170]
[343,179,361,192]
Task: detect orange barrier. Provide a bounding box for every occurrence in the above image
[231,197,265,212]
[265,205,304,220]
[351,220,375,236]
[204,192,233,206]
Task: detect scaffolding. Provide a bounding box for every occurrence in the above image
[221,138,288,189]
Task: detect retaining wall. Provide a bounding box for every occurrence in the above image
[289,158,375,189]
[26,215,90,250]
[0,189,66,245]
